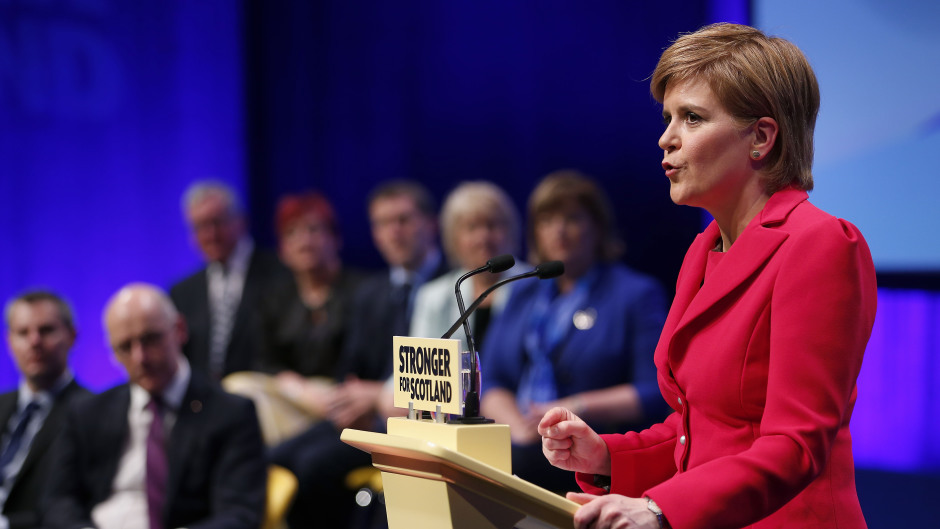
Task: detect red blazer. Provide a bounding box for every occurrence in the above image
[577,189,877,529]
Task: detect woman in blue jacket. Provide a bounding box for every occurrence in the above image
[480,170,668,492]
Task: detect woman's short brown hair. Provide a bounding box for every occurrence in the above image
[651,23,819,193]
[527,169,623,263]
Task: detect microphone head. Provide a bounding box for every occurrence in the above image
[535,261,565,279]
[486,254,515,273]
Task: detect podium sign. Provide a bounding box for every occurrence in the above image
[393,336,462,415]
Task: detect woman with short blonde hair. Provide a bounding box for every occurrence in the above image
[410,181,522,355]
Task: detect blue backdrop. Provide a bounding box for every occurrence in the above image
[242,0,713,281]
[0,0,246,389]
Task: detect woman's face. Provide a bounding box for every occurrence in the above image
[452,210,511,270]
[534,200,598,276]
[659,78,756,214]
[279,212,339,274]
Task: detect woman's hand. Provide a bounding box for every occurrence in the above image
[480,388,543,446]
[326,376,384,430]
[276,371,332,416]
[538,407,610,475]
[567,493,660,529]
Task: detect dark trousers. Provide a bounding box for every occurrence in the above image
[511,442,579,495]
[270,421,373,529]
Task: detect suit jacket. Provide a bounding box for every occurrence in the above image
[170,248,287,378]
[257,268,366,378]
[0,381,90,529]
[43,374,266,529]
[337,258,450,382]
[577,189,877,529]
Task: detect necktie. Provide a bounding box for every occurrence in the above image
[146,397,168,529]
[209,266,237,379]
[0,401,41,486]
[392,281,413,335]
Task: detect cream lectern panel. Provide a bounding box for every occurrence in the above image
[342,417,578,529]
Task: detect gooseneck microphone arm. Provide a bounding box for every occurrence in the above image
[452,254,515,420]
[454,255,515,362]
[443,260,564,421]
[442,260,565,340]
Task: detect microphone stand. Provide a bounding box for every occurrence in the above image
[450,255,514,423]
[446,260,564,424]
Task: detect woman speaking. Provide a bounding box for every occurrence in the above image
[538,23,877,529]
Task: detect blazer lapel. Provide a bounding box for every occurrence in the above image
[654,224,718,383]
[230,250,258,336]
[17,381,81,478]
[165,375,208,513]
[0,393,15,431]
[664,189,808,364]
[94,387,131,500]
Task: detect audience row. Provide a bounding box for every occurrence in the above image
[0,171,667,529]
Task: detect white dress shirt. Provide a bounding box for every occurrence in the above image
[206,238,253,376]
[91,358,190,529]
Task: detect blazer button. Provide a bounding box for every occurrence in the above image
[677,397,682,406]
[679,435,687,445]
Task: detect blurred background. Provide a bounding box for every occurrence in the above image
[1,0,938,524]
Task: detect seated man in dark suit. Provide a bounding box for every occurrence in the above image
[170,180,286,380]
[270,180,449,528]
[1,291,90,529]
[43,283,266,529]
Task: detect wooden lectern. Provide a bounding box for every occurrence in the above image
[342,417,577,529]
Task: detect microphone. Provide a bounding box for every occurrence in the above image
[486,254,516,273]
[453,254,515,369]
[443,260,565,422]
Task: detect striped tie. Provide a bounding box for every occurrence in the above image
[0,401,41,486]
[209,268,237,379]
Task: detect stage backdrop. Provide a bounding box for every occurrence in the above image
[242,0,717,288]
[0,0,717,391]
[0,1,246,390]
[754,0,940,473]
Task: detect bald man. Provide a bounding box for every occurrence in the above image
[43,284,266,529]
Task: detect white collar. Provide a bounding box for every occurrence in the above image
[130,356,191,411]
[390,248,442,287]
[210,237,254,276]
[17,370,73,411]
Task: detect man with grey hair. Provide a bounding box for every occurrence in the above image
[1,291,90,529]
[170,180,286,380]
[44,283,266,529]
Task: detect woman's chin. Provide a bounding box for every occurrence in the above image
[669,185,696,207]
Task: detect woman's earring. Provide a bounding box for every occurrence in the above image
[751,150,761,159]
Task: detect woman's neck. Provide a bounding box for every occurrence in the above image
[556,261,594,294]
[294,260,340,306]
[472,270,500,307]
[710,180,772,251]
